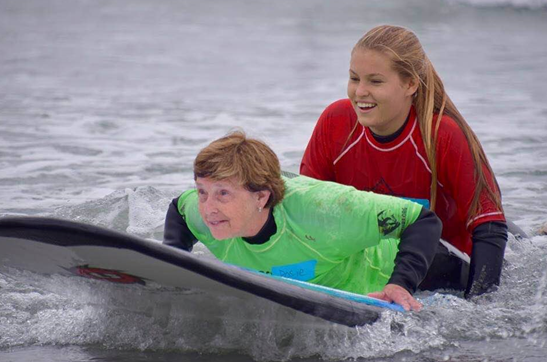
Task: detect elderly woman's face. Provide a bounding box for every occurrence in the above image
[196,176,268,240]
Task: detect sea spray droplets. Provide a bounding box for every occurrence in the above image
[126,186,171,238]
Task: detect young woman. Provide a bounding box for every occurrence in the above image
[300,25,507,298]
[164,131,442,311]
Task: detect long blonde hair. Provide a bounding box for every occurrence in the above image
[349,25,502,219]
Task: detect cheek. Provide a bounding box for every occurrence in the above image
[347,82,356,97]
[390,85,407,103]
[232,205,250,222]
[197,204,208,222]
[231,204,255,228]
[376,89,398,109]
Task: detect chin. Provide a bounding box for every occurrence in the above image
[357,116,379,128]
[356,118,371,127]
[211,230,235,240]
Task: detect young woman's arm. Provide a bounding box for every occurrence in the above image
[467,221,507,297]
[436,117,507,298]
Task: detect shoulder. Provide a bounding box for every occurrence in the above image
[319,99,356,122]
[175,189,213,238]
[283,175,324,196]
[313,99,357,143]
[432,114,473,157]
[284,175,371,205]
[283,176,342,206]
[435,114,467,142]
[177,189,198,210]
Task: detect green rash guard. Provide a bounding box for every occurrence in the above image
[177,175,423,295]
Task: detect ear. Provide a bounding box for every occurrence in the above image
[256,190,272,209]
[405,77,419,97]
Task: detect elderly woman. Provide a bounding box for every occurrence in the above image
[163,131,441,311]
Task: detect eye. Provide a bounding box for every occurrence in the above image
[197,188,207,201]
[370,79,383,84]
[349,76,359,82]
[216,189,234,203]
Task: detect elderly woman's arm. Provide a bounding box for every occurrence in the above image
[389,207,441,292]
[369,207,441,310]
[163,197,198,251]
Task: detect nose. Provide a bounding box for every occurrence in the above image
[355,81,370,98]
[200,195,218,215]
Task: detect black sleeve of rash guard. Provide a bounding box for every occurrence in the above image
[465,221,507,298]
[163,197,198,252]
[388,207,442,293]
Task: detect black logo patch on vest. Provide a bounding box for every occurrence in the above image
[377,210,401,236]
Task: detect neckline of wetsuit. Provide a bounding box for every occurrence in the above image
[370,111,411,144]
[242,208,276,244]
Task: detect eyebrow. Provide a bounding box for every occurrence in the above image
[349,69,385,78]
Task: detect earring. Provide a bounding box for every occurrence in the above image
[258,206,263,213]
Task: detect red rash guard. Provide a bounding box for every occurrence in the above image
[300,99,505,256]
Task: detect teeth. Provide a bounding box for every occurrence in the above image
[357,102,376,108]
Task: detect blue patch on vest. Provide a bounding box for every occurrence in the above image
[401,197,430,209]
[271,260,317,281]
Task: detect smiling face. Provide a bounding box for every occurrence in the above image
[347,48,418,136]
[196,176,271,240]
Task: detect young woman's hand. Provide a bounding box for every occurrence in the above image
[368,283,422,311]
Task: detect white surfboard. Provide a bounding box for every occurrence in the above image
[0,216,405,327]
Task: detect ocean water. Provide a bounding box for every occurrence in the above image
[1,0,547,361]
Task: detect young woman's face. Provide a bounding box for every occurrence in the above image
[196,176,270,240]
[347,48,417,136]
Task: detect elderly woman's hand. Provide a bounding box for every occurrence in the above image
[368,284,422,311]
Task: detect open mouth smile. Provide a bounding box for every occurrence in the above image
[357,102,377,112]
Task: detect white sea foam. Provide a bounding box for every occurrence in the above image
[446,0,547,9]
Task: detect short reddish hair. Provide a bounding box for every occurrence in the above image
[194,131,285,208]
